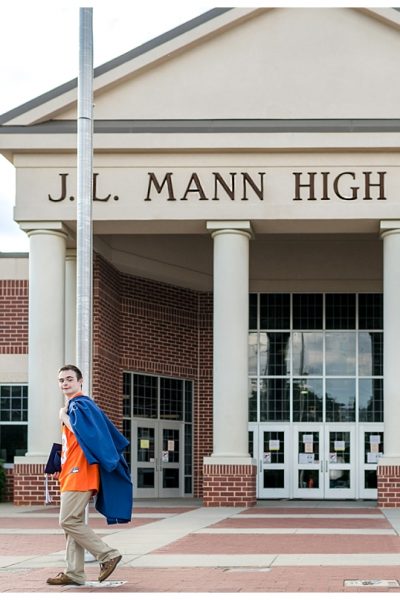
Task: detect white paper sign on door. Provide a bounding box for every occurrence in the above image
[304,442,313,453]
[367,452,383,464]
[303,434,313,443]
[269,440,280,451]
[370,435,381,444]
[299,453,314,464]
[263,452,271,464]
[168,440,175,451]
[162,451,169,462]
[334,441,345,451]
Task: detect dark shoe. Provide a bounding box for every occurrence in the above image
[46,572,82,586]
[98,555,122,582]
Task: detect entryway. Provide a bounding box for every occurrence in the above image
[250,423,383,500]
[122,372,193,499]
[132,419,184,498]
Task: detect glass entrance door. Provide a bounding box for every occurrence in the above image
[324,426,355,499]
[358,425,384,499]
[293,424,356,499]
[294,424,324,498]
[133,419,183,498]
[255,424,290,499]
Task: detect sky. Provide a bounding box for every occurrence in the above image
[0,0,215,252]
[0,0,393,252]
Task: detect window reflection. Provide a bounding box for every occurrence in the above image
[248,333,258,376]
[259,332,290,376]
[292,332,323,375]
[249,294,258,329]
[248,379,257,422]
[325,379,356,422]
[260,379,290,421]
[359,379,383,422]
[293,379,323,422]
[248,294,383,426]
[326,332,356,376]
[358,332,383,376]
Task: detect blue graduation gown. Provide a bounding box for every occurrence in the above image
[68,395,133,524]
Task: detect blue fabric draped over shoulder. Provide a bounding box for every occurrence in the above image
[68,395,133,524]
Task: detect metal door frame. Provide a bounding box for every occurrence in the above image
[132,418,184,498]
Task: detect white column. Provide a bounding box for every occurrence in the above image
[380,221,400,464]
[19,227,67,462]
[205,221,253,464]
[65,250,77,364]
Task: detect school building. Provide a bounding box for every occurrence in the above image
[1,7,400,507]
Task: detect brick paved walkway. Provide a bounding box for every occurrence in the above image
[0,500,400,593]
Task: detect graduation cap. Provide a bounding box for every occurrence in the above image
[44,442,62,474]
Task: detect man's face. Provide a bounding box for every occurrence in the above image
[58,370,82,398]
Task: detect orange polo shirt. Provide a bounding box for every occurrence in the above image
[59,394,100,493]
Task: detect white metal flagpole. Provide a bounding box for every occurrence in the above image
[77,6,95,563]
[76,6,93,395]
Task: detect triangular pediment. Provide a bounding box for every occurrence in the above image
[2,6,400,126]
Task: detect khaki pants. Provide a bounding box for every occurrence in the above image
[60,491,120,584]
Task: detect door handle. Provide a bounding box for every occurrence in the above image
[260,460,262,473]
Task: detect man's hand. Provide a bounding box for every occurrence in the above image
[59,406,73,432]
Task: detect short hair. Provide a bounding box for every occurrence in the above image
[58,365,83,381]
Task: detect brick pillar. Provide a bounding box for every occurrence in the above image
[377,465,400,508]
[13,464,60,506]
[203,463,257,507]
[3,467,14,503]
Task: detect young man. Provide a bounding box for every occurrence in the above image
[46,365,132,586]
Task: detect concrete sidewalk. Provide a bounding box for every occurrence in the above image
[0,499,400,593]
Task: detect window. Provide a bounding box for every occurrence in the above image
[293,379,323,422]
[326,294,356,329]
[249,293,383,424]
[160,378,183,421]
[260,294,290,329]
[293,294,323,329]
[359,294,383,329]
[325,332,356,376]
[133,375,157,419]
[0,385,28,462]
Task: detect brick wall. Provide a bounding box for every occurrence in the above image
[203,463,257,507]
[92,255,123,427]
[2,256,214,504]
[377,465,400,508]
[92,254,214,499]
[196,293,213,497]
[13,463,60,505]
[0,280,28,353]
